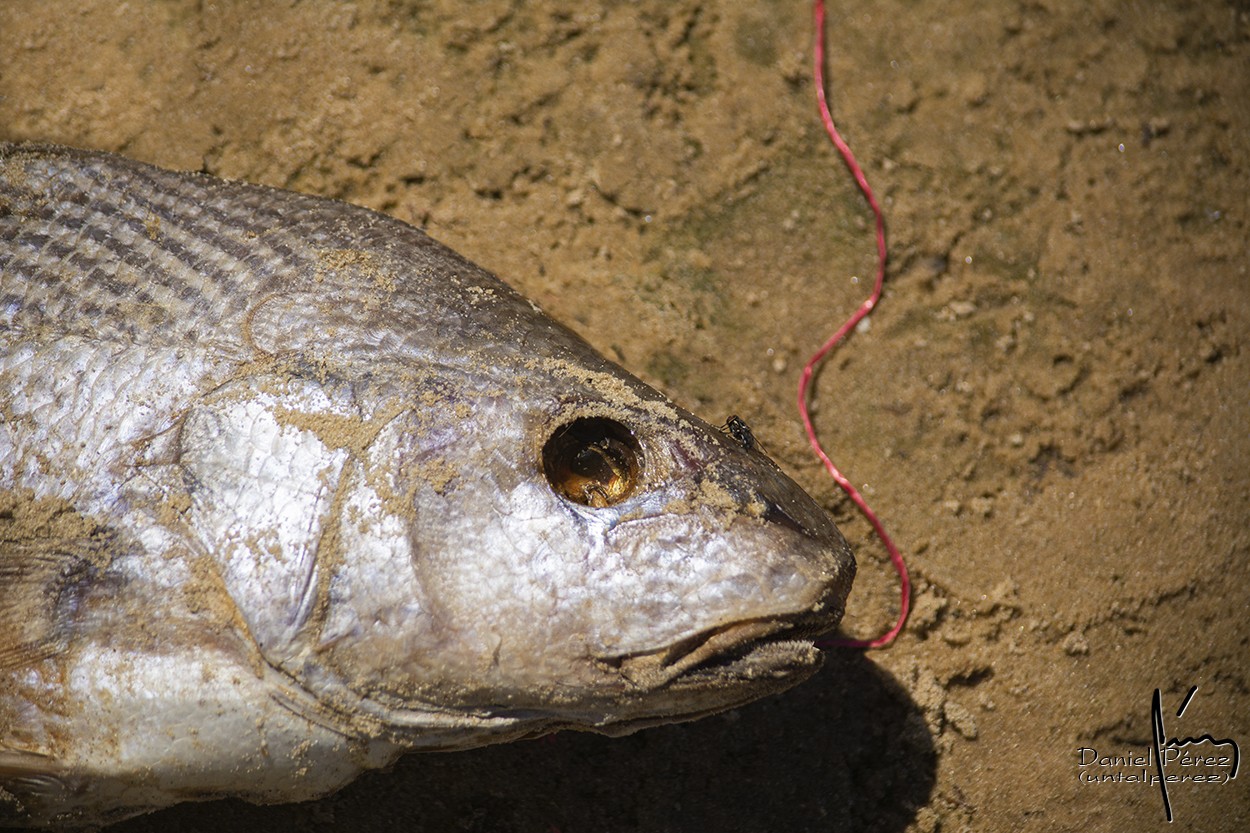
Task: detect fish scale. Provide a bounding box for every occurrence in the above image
[0,143,855,828]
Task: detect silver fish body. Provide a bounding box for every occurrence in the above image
[0,144,855,827]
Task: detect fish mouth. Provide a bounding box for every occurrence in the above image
[582,621,828,737]
[604,615,831,691]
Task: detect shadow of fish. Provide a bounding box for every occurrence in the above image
[0,144,855,827]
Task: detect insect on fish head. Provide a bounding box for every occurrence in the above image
[722,414,759,452]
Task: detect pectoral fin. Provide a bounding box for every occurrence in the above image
[0,490,115,671]
[0,538,110,672]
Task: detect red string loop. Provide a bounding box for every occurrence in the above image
[805,0,910,649]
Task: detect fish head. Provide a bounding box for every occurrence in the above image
[521,392,857,735]
[303,345,856,742]
[220,237,856,742]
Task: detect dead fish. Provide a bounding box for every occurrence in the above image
[0,143,855,828]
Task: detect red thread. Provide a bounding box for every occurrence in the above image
[804,0,910,649]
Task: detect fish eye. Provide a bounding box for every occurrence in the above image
[542,417,644,508]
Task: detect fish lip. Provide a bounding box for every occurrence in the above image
[666,636,824,693]
[582,638,824,737]
[602,612,833,690]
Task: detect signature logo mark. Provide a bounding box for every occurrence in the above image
[1150,685,1240,822]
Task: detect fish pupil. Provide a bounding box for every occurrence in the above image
[542,417,643,508]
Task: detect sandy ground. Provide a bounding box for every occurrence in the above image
[2,1,1247,831]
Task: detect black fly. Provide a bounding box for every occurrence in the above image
[722,415,758,452]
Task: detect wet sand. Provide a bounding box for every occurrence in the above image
[1,2,1246,831]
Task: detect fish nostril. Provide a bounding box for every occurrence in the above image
[542,417,644,508]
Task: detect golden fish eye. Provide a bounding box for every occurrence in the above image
[542,417,643,508]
